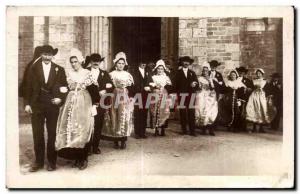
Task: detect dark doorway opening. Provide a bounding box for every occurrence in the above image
[111,17,161,69]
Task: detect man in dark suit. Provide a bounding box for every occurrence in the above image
[131,60,153,139]
[269,73,283,131]
[19,46,43,98]
[86,53,114,154]
[209,60,225,98]
[174,56,199,136]
[236,66,254,132]
[24,45,68,172]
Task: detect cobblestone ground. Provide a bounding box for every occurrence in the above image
[19,118,283,179]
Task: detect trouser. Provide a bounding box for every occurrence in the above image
[134,107,148,137]
[90,107,104,149]
[179,108,195,134]
[31,105,59,166]
[271,108,281,130]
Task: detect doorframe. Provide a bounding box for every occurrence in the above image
[91,17,179,70]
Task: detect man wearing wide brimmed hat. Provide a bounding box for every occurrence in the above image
[86,53,114,154]
[19,46,43,98]
[269,72,283,131]
[174,56,199,136]
[24,45,68,172]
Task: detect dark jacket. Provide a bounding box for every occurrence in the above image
[209,70,225,95]
[19,57,41,98]
[269,80,283,108]
[24,60,68,110]
[130,68,153,95]
[173,68,199,93]
[86,68,114,105]
[239,77,254,101]
[241,77,254,89]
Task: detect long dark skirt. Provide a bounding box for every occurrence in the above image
[57,144,89,161]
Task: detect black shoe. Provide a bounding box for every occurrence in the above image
[29,163,43,172]
[154,128,159,136]
[47,163,56,171]
[200,129,207,135]
[134,135,141,139]
[72,160,80,168]
[189,132,197,137]
[78,160,88,170]
[209,131,216,136]
[93,147,101,154]
[160,129,166,136]
[141,135,148,139]
[114,141,119,149]
[179,131,188,135]
[120,141,126,149]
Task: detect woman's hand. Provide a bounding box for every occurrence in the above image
[51,98,62,105]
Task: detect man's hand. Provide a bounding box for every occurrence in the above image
[51,98,62,105]
[25,105,33,114]
[191,81,198,88]
[99,90,107,96]
[144,86,151,91]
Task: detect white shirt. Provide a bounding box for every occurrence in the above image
[210,70,216,79]
[139,67,145,78]
[182,67,188,78]
[42,61,51,83]
[91,68,100,81]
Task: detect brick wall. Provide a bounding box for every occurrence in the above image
[19,17,34,118]
[47,16,91,70]
[19,17,34,84]
[240,18,282,79]
[178,17,282,79]
[179,17,242,76]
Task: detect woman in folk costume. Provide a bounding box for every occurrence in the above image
[218,70,247,132]
[101,52,134,149]
[149,59,173,136]
[55,48,97,170]
[246,68,277,133]
[194,62,218,136]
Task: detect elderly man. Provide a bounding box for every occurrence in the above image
[174,56,199,136]
[24,45,68,172]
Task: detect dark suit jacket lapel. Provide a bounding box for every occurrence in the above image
[180,69,187,80]
[187,69,192,80]
[46,63,56,88]
[137,69,144,80]
[37,62,45,84]
[97,70,103,83]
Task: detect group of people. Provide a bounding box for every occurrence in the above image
[20,44,283,172]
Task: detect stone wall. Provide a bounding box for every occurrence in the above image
[240,18,282,79]
[178,17,282,78]
[179,17,242,76]
[19,17,34,85]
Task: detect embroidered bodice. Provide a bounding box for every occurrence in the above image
[152,74,172,88]
[109,70,134,89]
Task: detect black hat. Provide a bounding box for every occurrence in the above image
[33,46,43,59]
[209,60,221,68]
[82,56,91,69]
[271,73,281,78]
[90,53,105,62]
[179,56,194,65]
[40,45,58,55]
[236,66,248,73]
